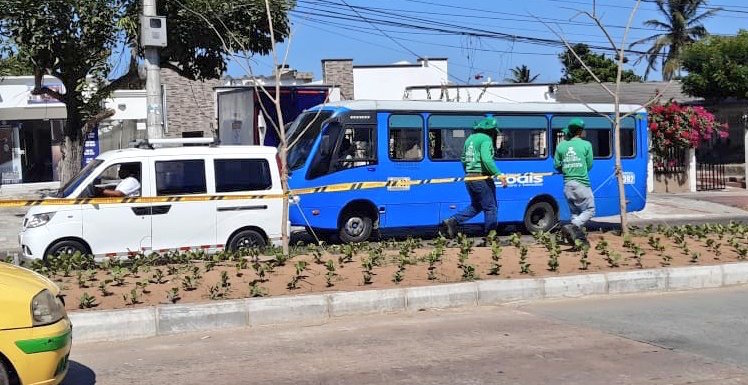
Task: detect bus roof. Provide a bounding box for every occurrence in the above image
[316,100,646,114]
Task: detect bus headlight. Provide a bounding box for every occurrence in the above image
[25,212,54,229]
[31,289,66,326]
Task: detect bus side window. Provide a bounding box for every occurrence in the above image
[334,125,377,170]
[427,115,483,160]
[389,114,424,161]
[493,115,548,159]
[551,116,612,159]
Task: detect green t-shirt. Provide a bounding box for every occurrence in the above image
[554,137,593,186]
[461,132,500,176]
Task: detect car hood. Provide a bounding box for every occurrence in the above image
[0,262,58,294]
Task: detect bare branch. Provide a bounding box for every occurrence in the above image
[31,70,65,102]
[82,108,115,136]
[533,15,616,98]
[572,11,618,51]
[620,80,674,119]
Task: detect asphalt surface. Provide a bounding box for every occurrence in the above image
[63,287,748,385]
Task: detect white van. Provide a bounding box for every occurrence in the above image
[19,142,284,260]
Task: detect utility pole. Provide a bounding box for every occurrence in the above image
[143,0,164,139]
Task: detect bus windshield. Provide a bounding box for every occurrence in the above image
[287,111,333,171]
[58,159,103,197]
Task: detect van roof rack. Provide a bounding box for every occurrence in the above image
[130,137,218,149]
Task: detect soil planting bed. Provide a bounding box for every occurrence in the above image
[16,223,748,312]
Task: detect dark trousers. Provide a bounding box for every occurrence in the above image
[450,179,497,235]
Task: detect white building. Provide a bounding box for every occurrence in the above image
[0,76,146,185]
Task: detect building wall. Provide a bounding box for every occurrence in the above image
[322,59,354,100]
[353,59,448,100]
[160,68,222,138]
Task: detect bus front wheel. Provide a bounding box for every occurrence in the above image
[523,201,557,233]
[338,213,373,243]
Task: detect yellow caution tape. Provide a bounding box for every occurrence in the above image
[0,174,551,208]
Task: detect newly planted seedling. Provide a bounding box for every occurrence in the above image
[124,288,139,306]
[690,252,700,263]
[151,268,166,284]
[97,280,112,297]
[78,292,97,309]
[487,237,502,276]
[605,251,622,268]
[576,240,590,270]
[181,275,199,291]
[339,244,356,265]
[519,245,531,274]
[248,281,268,297]
[252,261,270,282]
[167,287,181,304]
[287,260,308,290]
[111,266,126,287]
[361,257,374,285]
[325,259,337,287]
[426,248,443,280]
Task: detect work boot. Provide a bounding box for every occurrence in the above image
[561,224,576,244]
[442,218,458,239]
[571,225,589,247]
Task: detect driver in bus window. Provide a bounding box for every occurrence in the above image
[99,163,141,197]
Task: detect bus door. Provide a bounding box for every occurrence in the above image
[619,116,646,212]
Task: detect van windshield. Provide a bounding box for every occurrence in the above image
[287,111,333,171]
[58,159,103,198]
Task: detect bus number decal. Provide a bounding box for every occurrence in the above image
[387,177,411,191]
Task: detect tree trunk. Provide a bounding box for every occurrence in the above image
[59,107,84,184]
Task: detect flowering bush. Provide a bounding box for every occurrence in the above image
[647,100,729,159]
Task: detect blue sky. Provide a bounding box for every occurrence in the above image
[226,0,747,84]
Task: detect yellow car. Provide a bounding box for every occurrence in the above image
[0,262,71,385]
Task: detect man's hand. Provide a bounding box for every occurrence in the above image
[498,174,508,187]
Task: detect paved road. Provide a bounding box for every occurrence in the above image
[64,288,748,385]
[521,286,748,369]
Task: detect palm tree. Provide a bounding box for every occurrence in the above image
[505,65,540,83]
[631,0,720,80]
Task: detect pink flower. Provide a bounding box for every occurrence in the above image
[719,130,729,139]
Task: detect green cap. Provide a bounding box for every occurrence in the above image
[474,117,499,132]
[562,117,585,137]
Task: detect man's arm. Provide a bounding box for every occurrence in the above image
[100,188,125,197]
[480,141,500,175]
[585,142,594,171]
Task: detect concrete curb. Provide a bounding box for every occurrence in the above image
[69,262,748,343]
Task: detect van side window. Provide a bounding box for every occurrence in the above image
[494,116,548,159]
[388,114,423,161]
[214,159,272,192]
[428,115,484,160]
[155,159,207,195]
[333,125,376,170]
[552,116,612,159]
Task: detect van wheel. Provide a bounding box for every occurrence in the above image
[339,213,373,243]
[524,201,557,233]
[228,229,266,251]
[46,240,88,258]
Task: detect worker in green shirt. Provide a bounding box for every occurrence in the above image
[443,117,507,238]
[554,118,595,244]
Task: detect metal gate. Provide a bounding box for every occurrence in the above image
[696,140,728,191]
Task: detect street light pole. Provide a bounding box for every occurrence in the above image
[144,0,163,139]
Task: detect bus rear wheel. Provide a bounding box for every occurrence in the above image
[339,213,373,243]
[524,201,557,233]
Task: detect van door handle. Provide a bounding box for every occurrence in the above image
[151,205,172,215]
[131,207,151,216]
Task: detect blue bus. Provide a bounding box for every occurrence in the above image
[286,100,647,242]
